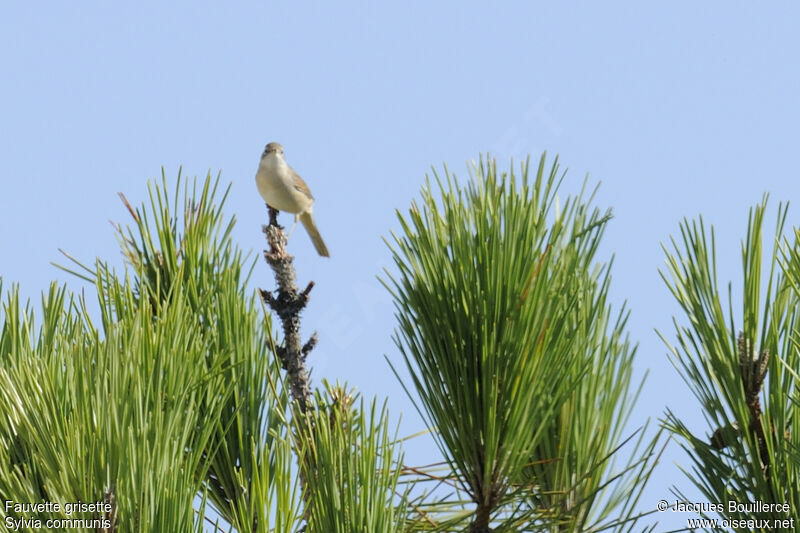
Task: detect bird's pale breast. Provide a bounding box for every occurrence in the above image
[255,155,312,214]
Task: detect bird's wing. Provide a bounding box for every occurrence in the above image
[291,167,315,201]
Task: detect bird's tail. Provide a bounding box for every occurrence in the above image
[299,211,330,257]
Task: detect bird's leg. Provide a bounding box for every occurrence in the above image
[286,214,300,239]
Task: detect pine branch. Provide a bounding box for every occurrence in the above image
[259,204,318,531]
[259,205,315,413]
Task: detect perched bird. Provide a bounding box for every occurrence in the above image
[255,142,330,257]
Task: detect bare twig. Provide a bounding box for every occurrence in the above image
[258,204,319,528]
[259,205,315,413]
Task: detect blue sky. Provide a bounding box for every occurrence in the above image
[2,2,799,530]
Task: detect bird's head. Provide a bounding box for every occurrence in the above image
[263,142,284,158]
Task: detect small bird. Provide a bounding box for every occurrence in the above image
[255,142,330,257]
